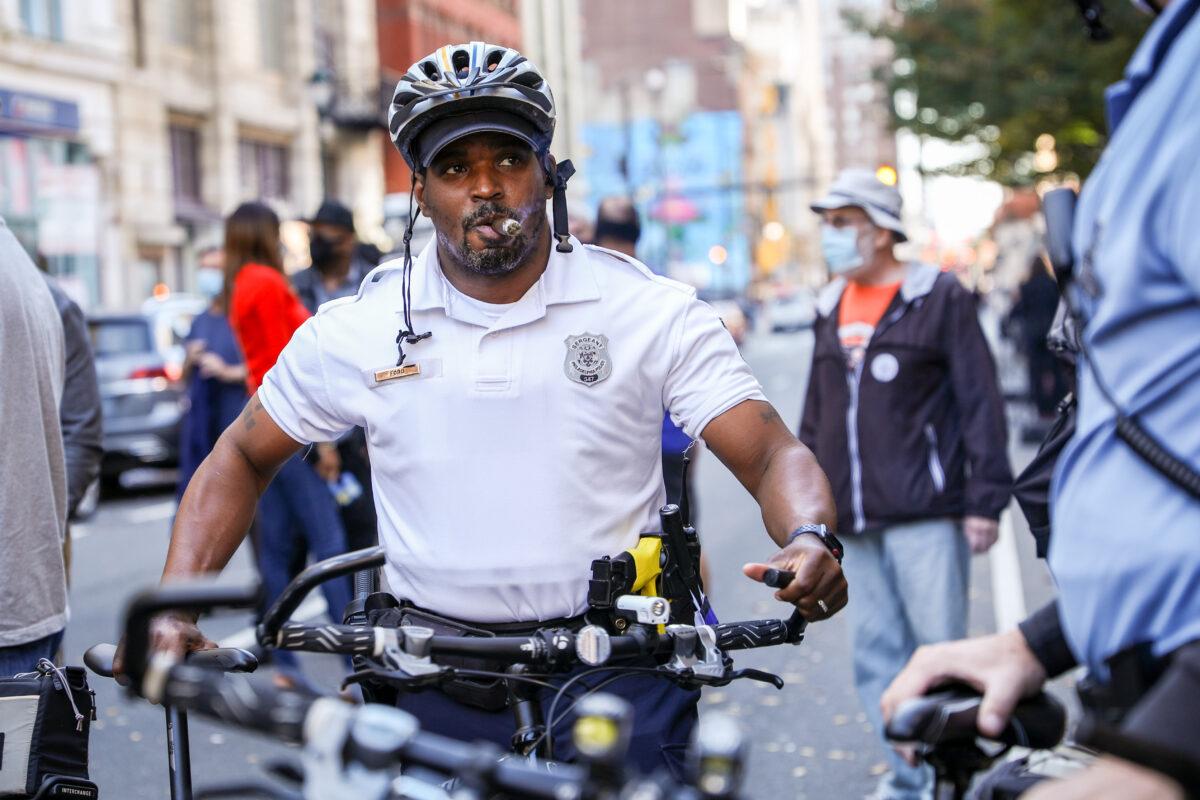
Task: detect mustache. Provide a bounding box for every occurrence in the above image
[462,202,521,231]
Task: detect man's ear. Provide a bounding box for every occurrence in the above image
[541,153,557,200]
[413,171,428,216]
[874,225,893,252]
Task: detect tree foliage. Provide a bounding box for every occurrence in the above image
[862,0,1148,185]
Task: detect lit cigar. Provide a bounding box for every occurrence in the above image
[499,218,522,236]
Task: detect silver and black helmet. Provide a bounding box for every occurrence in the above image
[389,42,556,171]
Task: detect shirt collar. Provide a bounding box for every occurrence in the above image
[407,235,601,315]
[1105,0,1200,132]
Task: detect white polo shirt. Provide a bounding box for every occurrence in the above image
[258,237,765,622]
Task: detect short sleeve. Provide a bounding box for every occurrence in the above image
[663,296,766,439]
[257,317,354,444]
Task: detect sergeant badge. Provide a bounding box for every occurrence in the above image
[564,332,612,386]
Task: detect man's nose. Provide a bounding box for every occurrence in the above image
[469,166,503,201]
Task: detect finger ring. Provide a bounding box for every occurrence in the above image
[817,599,830,614]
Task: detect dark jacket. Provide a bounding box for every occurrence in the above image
[293,242,384,314]
[42,275,103,516]
[799,263,1012,535]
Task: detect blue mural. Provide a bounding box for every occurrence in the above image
[581,110,748,295]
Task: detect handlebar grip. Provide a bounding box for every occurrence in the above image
[713,618,791,651]
[762,568,795,589]
[276,623,379,656]
[886,685,1066,751]
[164,665,315,744]
[1005,693,1068,750]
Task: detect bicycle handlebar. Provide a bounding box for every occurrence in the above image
[120,580,261,692]
[885,684,1067,751]
[158,663,588,798]
[257,546,386,643]
[273,607,806,673]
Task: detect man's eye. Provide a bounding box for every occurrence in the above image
[441,163,466,175]
[498,155,523,167]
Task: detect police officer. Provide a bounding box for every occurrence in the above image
[138,43,847,775]
[882,2,1200,796]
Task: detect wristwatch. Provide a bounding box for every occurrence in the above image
[787,524,844,564]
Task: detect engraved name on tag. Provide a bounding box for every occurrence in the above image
[374,363,421,383]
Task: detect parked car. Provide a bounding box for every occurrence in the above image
[766,289,817,333]
[88,294,206,489]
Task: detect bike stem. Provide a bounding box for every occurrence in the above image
[508,665,552,760]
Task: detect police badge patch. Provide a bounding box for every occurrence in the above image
[564,333,612,386]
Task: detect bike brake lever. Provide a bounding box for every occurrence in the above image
[730,668,785,689]
[342,667,447,693]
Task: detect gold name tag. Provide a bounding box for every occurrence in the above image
[374,363,421,383]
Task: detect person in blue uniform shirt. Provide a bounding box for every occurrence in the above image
[882,1,1200,797]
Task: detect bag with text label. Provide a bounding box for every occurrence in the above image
[0,660,97,799]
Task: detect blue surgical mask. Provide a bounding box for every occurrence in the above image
[196,268,224,299]
[821,224,867,275]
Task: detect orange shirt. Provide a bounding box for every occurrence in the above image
[837,280,901,368]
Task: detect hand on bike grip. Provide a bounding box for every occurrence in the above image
[743,537,848,621]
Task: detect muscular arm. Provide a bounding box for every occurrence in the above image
[701,398,845,619]
[702,399,836,543]
[162,394,302,587]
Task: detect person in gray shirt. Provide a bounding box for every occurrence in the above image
[0,215,69,675]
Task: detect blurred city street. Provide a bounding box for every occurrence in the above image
[3,0,1166,796]
[65,329,1055,799]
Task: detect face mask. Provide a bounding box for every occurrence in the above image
[821,224,870,275]
[309,234,339,269]
[196,268,223,299]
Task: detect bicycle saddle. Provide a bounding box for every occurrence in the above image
[885,683,1066,751]
[83,643,259,679]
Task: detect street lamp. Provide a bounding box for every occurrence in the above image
[308,68,336,118]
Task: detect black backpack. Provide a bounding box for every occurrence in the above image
[0,660,96,799]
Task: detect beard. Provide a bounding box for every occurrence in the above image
[438,201,545,276]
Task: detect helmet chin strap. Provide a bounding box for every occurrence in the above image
[396,173,432,367]
[549,159,576,253]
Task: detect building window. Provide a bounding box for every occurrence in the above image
[258,0,286,71]
[20,0,63,40]
[169,124,204,211]
[239,138,290,201]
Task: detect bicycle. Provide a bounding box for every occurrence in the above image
[94,567,789,799]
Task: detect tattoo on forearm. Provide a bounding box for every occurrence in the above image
[240,396,264,431]
[759,406,782,425]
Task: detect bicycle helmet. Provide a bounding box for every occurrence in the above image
[389,42,556,171]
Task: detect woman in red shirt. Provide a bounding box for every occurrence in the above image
[222,202,352,686]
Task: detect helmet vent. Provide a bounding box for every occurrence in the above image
[452,49,471,78]
[421,61,440,81]
[511,70,543,89]
[485,49,504,72]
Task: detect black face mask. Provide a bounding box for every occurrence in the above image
[309,234,340,270]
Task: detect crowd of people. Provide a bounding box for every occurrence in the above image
[2,1,1199,796]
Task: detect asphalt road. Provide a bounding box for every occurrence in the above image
[63,329,1052,799]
